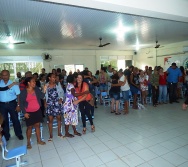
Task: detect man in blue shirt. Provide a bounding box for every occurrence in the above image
[0,70,23,141]
[167,63,182,103]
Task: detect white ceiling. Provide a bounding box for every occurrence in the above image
[0,0,188,50]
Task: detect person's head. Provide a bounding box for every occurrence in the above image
[39,74,46,81]
[118,69,123,77]
[33,73,39,80]
[25,71,32,78]
[17,72,21,78]
[47,73,56,83]
[41,68,45,74]
[100,67,106,73]
[56,68,61,74]
[133,67,139,74]
[113,70,117,75]
[149,66,152,71]
[180,66,185,74]
[85,67,88,71]
[52,69,56,75]
[67,74,75,84]
[159,67,164,73]
[171,63,177,69]
[69,71,72,75]
[1,70,10,82]
[140,70,144,76]
[95,70,99,75]
[82,70,88,76]
[129,65,134,72]
[145,66,148,71]
[76,74,84,84]
[108,65,112,72]
[88,71,92,77]
[24,77,36,88]
[56,75,60,83]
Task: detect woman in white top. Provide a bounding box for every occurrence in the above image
[139,70,148,105]
[112,69,130,114]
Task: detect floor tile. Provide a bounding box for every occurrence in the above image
[148,157,174,167]
[63,160,85,167]
[91,143,109,154]
[162,152,187,166]
[148,144,170,156]
[173,147,188,160]
[125,142,145,152]
[160,140,181,151]
[104,139,122,149]
[42,157,63,167]
[106,159,129,167]
[112,145,133,157]
[75,147,95,159]
[97,150,118,163]
[82,155,104,167]
[178,161,188,167]
[121,153,145,167]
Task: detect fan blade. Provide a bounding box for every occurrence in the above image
[101,43,110,47]
[13,42,25,44]
[155,44,160,48]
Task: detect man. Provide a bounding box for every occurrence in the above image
[39,68,47,79]
[124,65,134,84]
[167,63,182,103]
[0,70,23,141]
[14,72,22,83]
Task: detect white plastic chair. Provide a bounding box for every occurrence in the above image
[0,136,27,167]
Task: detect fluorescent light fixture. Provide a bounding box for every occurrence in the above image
[136,38,140,51]
[8,43,14,49]
[112,20,132,42]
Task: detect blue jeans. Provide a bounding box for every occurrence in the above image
[0,100,22,140]
[159,85,167,103]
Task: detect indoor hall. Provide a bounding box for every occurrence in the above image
[0,0,188,167]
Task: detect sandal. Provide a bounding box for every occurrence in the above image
[74,131,82,136]
[27,144,32,149]
[65,133,74,138]
[37,141,46,145]
[115,112,121,115]
[48,138,53,142]
[82,128,86,134]
[58,135,65,138]
[91,125,95,132]
[111,110,115,113]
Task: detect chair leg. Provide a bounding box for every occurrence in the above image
[16,156,20,167]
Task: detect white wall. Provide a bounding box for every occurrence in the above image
[0,49,133,73]
[133,40,188,70]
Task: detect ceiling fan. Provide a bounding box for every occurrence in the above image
[0,20,25,46]
[41,53,52,61]
[154,40,164,48]
[98,37,110,47]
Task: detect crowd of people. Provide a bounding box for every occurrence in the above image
[0,63,188,150]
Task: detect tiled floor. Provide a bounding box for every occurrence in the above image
[1,100,188,167]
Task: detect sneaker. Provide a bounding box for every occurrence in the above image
[92,116,94,119]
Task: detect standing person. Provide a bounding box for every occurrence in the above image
[15,72,22,83]
[159,67,167,104]
[39,74,46,117]
[98,67,109,104]
[124,65,134,85]
[0,70,24,141]
[63,75,88,137]
[167,63,182,103]
[109,72,121,115]
[45,73,64,141]
[139,70,148,105]
[20,77,46,149]
[130,67,140,109]
[177,66,185,99]
[151,69,160,107]
[75,74,95,134]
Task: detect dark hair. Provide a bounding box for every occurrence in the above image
[39,74,45,80]
[82,70,88,76]
[95,70,99,75]
[101,67,107,72]
[57,68,61,73]
[33,72,39,78]
[180,66,185,74]
[24,77,33,86]
[46,73,53,83]
[73,72,78,78]
[75,74,84,92]
[67,75,74,83]
[172,62,176,66]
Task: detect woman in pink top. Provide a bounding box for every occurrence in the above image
[20,77,47,149]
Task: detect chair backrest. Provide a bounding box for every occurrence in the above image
[101,92,107,97]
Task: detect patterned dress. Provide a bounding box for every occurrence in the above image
[63,83,78,125]
[139,75,148,91]
[46,87,63,116]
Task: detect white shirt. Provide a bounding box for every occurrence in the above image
[119,75,130,91]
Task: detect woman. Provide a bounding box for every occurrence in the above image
[45,73,64,141]
[75,74,95,134]
[139,70,148,105]
[64,75,88,137]
[20,77,46,149]
[109,72,121,115]
[130,67,140,109]
[151,69,160,107]
[159,68,167,104]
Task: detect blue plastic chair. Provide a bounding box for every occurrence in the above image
[0,136,27,167]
